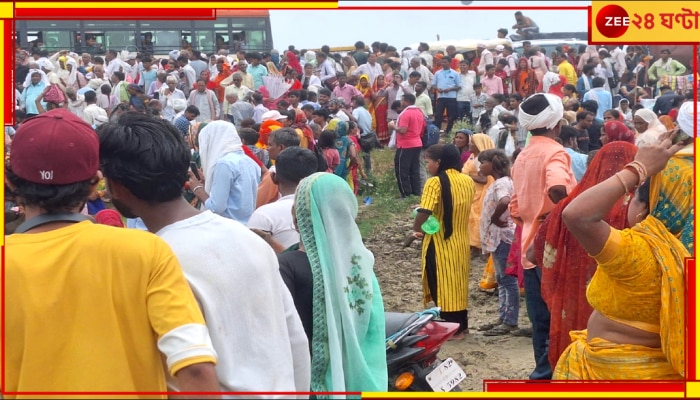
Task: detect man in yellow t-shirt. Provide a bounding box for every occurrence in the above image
[555,52,578,89]
[4,109,220,397]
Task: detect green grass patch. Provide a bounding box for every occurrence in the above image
[356,149,415,238]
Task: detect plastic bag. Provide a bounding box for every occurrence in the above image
[479,254,498,290]
[388,131,397,149]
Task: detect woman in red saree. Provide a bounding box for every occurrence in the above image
[283,66,303,92]
[285,51,303,75]
[533,141,637,369]
[512,58,538,99]
[372,74,390,145]
[356,74,377,132]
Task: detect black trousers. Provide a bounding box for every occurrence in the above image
[434,98,458,134]
[394,147,422,197]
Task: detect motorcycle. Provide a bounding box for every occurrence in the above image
[385,308,466,392]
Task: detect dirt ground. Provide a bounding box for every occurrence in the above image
[362,206,535,392]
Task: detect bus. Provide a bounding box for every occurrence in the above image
[15,9,273,57]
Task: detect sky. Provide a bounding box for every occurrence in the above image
[269,1,591,50]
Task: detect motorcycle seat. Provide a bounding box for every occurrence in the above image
[385,312,420,337]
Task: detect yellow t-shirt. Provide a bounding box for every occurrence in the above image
[4,221,216,397]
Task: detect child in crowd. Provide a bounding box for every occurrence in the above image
[317,130,340,173]
[239,127,270,168]
[477,149,519,336]
[469,83,488,125]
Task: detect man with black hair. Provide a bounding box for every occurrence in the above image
[559,125,588,182]
[652,85,676,116]
[5,109,220,394]
[317,88,332,109]
[432,57,461,135]
[173,105,199,137]
[579,100,603,151]
[257,127,302,209]
[81,90,107,126]
[97,112,310,394]
[177,54,196,97]
[353,40,369,66]
[582,77,612,121]
[388,93,425,198]
[251,92,268,123]
[497,28,509,38]
[509,93,576,381]
[576,64,596,98]
[248,146,317,252]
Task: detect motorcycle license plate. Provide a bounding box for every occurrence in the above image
[425,357,466,392]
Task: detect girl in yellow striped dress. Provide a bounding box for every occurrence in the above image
[413,144,475,337]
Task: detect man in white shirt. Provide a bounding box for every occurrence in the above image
[177,55,197,97]
[477,43,494,75]
[457,60,476,123]
[187,79,219,123]
[408,57,434,90]
[248,147,317,251]
[81,90,107,126]
[414,81,433,119]
[328,99,350,122]
[417,42,433,70]
[352,52,383,86]
[251,92,269,124]
[99,113,311,396]
[316,52,337,89]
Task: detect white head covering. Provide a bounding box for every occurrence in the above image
[172,98,187,113]
[88,78,103,90]
[542,71,561,93]
[169,50,180,60]
[634,108,667,135]
[518,93,564,130]
[197,121,243,192]
[677,102,698,136]
[66,58,79,86]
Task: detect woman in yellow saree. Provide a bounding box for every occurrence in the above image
[556,130,691,380]
[356,74,377,132]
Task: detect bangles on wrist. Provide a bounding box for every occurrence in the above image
[623,161,648,189]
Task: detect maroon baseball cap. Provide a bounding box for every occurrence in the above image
[10,109,99,185]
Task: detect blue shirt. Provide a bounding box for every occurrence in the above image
[248,64,268,90]
[204,151,261,224]
[353,107,373,135]
[565,147,588,183]
[576,76,593,98]
[431,68,461,99]
[582,88,613,121]
[21,82,46,115]
[173,115,191,137]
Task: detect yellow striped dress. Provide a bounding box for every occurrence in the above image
[420,169,475,312]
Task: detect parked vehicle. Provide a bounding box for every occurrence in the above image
[385,308,465,392]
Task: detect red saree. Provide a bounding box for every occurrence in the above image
[533,141,637,369]
[372,79,389,144]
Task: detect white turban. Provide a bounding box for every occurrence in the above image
[173,98,187,112]
[677,102,698,136]
[518,93,564,130]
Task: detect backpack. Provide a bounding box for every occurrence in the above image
[422,118,440,149]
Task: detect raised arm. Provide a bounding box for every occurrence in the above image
[561,130,683,255]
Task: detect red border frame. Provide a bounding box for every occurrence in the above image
[3,2,697,398]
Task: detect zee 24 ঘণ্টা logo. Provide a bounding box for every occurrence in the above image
[595,4,700,39]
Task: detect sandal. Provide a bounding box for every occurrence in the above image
[511,327,533,337]
[476,319,503,332]
[483,324,518,336]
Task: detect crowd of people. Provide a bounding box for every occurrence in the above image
[5,13,697,396]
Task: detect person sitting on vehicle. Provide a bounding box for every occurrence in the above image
[512,11,539,38]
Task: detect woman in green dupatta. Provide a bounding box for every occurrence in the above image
[295,172,387,396]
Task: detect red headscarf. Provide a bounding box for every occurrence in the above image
[286,51,303,75]
[533,141,637,369]
[603,120,635,144]
[95,209,125,228]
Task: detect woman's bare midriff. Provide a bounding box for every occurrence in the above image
[587,310,662,348]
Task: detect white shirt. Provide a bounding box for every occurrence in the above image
[352,62,383,86]
[457,71,476,102]
[478,50,495,75]
[331,109,350,122]
[408,65,434,90]
[419,51,433,69]
[247,194,299,249]
[157,211,310,397]
[82,103,107,126]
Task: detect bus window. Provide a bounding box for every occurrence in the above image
[193,30,214,53]
[246,30,268,52]
[154,30,181,53]
[181,31,193,50]
[105,31,136,51]
[215,31,230,52]
[39,31,73,53]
